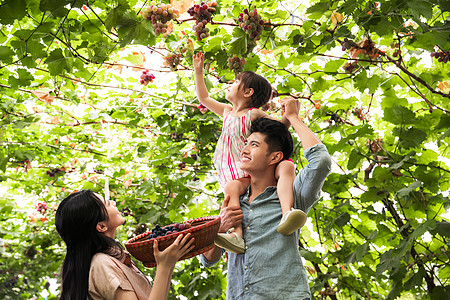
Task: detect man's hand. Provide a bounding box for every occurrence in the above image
[280,97,300,120]
[218,195,243,233]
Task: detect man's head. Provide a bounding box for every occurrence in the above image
[240,118,293,173]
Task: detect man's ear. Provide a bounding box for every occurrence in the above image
[96,221,108,233]
[269,151,284,166]
[244,88,254,98]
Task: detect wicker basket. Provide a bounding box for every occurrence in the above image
[125,216,221,267]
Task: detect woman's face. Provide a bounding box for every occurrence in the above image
[96,193,125,237]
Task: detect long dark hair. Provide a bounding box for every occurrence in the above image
[55,189,123,300]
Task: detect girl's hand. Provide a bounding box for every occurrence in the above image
[193,52,205,72]
[153,233,195,269]
[280,97,300,120]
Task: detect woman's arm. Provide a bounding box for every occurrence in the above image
[193,52,231,116]
[114,234,194,300]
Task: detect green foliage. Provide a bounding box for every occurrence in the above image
[0,0,449,299]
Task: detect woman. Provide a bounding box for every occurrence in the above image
[55,189,195,300]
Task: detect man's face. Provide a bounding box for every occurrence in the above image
[240,132,272,173]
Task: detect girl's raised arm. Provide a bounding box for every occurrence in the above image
[193,52,231,116]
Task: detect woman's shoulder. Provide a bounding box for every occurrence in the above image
[91,252,116,266]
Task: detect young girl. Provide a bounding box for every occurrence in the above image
[55,189,195,300]
[193,52,307,254]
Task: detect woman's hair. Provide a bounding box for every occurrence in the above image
[237,71,272,108]
[55,189,123,300]
[250,117,293,160]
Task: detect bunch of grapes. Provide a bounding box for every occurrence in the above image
[343,61,359,73]
[192,22,210,41]
[197,103,208,113]
[144,2,180,35]
[178,161,186,169]
[46,168,63,177]
[139,69,156,85]
[238,8,264,40]
[122,206,132,217]
[341,38,357,51]
[163,52,182,71]
[36,202,48,214]
[227,55,246,74]
[170,132,183,141]
[188,2,217,41]
[147,222,192,239]
[187,2,217,23]
[430,49,450,63]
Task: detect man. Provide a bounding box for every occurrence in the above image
[202,98,332,299]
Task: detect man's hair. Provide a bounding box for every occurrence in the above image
[237,71,272,108]
[250,117,293,160]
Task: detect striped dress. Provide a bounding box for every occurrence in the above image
[213,109,252,187]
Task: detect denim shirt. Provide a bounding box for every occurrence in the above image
[201,144,331,300]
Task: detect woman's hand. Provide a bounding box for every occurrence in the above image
[193,52,205,72]
[153,233,195,269]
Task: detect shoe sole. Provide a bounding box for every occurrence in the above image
[277,210,307,235]
[214,236,245,254]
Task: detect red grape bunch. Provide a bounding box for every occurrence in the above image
[238,8,264,40]
[187,2,217,23]
[430,49,449,63]
[139,69,155,85]
[163,52,182,71]
[197,103,208,113]
[36,201,48,214]
[343,61,359,73]
[390,42,402,58]
[227,54,246,74]
[341,38,357,51]
[144,2,180,35]
[187,2,218,41]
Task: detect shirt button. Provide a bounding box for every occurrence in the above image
[244,265,248,269]
[245,287,249,291]
[247,226,250,230]
[250,209,252,212]
[245,246,248,250]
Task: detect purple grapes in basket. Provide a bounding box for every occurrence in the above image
[147,222,192,240]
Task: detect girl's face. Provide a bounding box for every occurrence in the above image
[226,79,246,103]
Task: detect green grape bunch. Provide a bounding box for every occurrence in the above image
[144,1,180,35]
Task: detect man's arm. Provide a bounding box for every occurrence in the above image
[282,97,332,213]
[201,196,243,264]
[281,97,321,149]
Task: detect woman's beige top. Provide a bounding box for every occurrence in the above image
[89,252,152,300]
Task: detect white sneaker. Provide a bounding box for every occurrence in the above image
[214,228,245,254]
[277,208,307,235]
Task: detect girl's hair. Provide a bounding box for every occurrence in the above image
[55,189,124,300]
[237,71,272,108]
[250,117,293,160]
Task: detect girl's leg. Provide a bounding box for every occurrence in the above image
[275,160,307,235]
[275,160,296,215]
[223,177,250,239]
[215,177,250,254]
